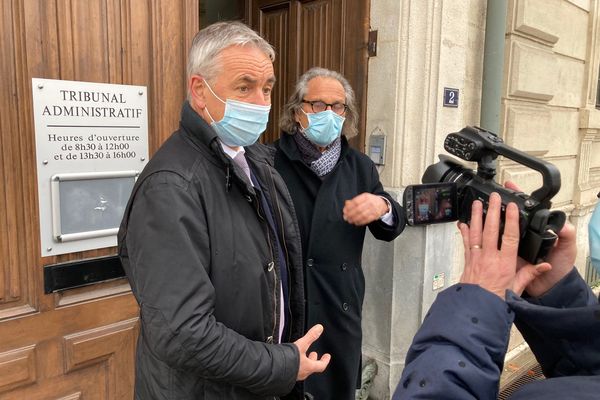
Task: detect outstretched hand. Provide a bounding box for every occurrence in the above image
[459,192,551,298]
[293,324,331,381]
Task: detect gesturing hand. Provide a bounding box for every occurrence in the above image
[293,324,331,381]
[459,192,551,298]
[343,193,389,226]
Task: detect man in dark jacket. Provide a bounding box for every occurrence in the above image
[393,192,600,399]
[118,22,330,400]
[274,67,406,400]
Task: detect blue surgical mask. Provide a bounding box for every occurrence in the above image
[300,109,345,147]
[204,81,271,147]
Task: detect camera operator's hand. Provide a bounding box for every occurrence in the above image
[343,193,389,226]
[518,224,576,297]
[503,181,577,297]
[459,192,551,299]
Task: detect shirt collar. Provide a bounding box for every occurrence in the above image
[219,140,245,160]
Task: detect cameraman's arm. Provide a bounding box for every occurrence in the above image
[394,193,546,399]
[393,284,513,400]
[509,274,600,378]
[510,236,600,379]
[510,220,600,378]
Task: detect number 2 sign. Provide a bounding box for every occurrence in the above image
[443,87,459,108]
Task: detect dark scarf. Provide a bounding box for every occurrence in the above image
[291,128,341,177]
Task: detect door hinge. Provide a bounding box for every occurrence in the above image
[368,30,378,57]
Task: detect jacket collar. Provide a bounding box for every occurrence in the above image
[246,141,276,166]
[180,100,218,148]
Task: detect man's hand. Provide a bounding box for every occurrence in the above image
[293,324,331,381]
[343,193,389,226]
[518,223,576,297]
[459,192,551,298]
[503,181,577,297]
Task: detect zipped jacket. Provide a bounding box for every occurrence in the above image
[118,101,305,399]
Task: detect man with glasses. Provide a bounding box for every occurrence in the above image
[274,67,406,399]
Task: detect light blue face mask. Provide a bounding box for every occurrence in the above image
[204,81,271,147]
[300,109,345,147]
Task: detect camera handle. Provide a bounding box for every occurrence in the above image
[470,126,562,208]
[493,144,561,208]
[474,127,566,262]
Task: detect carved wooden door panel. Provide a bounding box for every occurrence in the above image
[248,0,370,150]
[0,1,197,398]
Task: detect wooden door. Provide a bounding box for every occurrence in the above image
[248,0,370,150]
[0,1,197,398]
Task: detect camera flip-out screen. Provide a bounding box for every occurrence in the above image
[404,182,458,226]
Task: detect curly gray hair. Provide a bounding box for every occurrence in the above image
[186,21,275,98]
[279,67,358,138]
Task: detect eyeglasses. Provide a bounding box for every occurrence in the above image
[302,100,348,115]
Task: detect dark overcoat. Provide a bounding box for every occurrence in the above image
[274,133,405,400]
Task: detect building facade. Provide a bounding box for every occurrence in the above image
[0,0,599,399]
[361,0,600,398]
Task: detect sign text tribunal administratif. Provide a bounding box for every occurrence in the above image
[41,89,143,119]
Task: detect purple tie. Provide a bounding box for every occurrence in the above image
[233,152,252,181]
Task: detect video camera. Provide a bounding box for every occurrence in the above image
[403,126,566,264]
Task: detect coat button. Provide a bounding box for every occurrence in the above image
[341,263,348,271]
[267,261,274,272]
[266,336,273,344]
[307,258,314,267]
[342,302,349,311]
[245,195,252,202]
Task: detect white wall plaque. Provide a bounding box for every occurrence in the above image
[32,78,149,256]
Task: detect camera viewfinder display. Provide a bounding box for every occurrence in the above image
[403,182,457,226]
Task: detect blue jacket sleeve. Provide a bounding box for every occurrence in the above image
[589,201,600,273]
[510,268,600,378]
[393,284,514,399]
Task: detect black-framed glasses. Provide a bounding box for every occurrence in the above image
[302,99,348,115]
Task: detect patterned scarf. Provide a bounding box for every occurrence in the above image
[292,128,341,177]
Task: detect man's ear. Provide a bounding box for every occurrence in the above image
[189,75,206,109]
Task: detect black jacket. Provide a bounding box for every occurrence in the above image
[118,102,305,400]
[274,133,405,400]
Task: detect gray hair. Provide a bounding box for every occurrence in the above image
[279,67,358,139]
[186,21,275,97]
